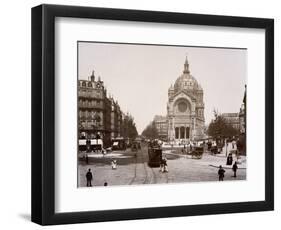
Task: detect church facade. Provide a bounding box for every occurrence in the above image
[166,58,205,142]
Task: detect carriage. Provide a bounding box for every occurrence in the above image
[131,141,139,152]
[112,137,126,151]
[189,146,204,159]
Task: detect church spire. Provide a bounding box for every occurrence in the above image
[183,56,190,74]
[90,69,95,82]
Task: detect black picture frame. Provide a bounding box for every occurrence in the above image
[31,4,274,225]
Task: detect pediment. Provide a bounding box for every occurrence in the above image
[171,90,196,101]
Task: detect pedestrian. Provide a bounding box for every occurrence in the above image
[111,160,117,170]
[86,139,91,153]
[86,153,89,164]
[226,153,233,165]
[232,139,236,149]
[102,148,106,157]
[218,165,225,181]
[86,168,93,187]
[232,161,238,177]
[159,157,164,172]
[162,157,168,173]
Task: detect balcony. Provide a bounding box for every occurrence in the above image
[78,103,103,109]
[78,92,103,99]
[79,123,104,130]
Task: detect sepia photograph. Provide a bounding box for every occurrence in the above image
[30,4,274,225]
[77,41,247,188]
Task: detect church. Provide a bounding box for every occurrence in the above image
[153,57,205,142]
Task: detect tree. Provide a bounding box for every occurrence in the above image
[141,121,159,140]
[207,110,239,138]
[121,114,138,139]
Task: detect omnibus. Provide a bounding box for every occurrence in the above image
[112,137,127,151]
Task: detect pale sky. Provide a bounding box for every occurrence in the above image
[78,42,246,134]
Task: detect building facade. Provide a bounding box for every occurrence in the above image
[239,85,246,134]
[221,113,240,130]
[167,57,205,142]
[78,70,124,147]
[153,115,168,140]
[110,97,123,139]
[239,104,246,133]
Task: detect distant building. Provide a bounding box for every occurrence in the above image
[239,104,246,133]
[153,115,168,140]
[109,97,122,139]
[145,57,205,142]
[167,57,205,142]
[78,70,124,147]
[221,113,240,130]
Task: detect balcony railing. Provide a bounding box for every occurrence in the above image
[78,103,103,109]
[78,92,103,99]
[79,123,104,130]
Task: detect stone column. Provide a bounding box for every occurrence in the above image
[179,127,182,139]
[172,117,175,140]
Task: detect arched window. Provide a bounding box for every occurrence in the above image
[82,81,86,87]
[94,113,101,123]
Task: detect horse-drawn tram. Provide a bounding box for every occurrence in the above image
[147,141,162,167]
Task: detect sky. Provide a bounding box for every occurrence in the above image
[78,42,247,134]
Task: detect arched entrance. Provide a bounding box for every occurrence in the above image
[174,126,190,140]
[180,127,185,139]
[186,127,190,139]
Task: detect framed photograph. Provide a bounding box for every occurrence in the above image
[31,4,274,225]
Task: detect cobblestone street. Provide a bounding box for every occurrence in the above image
[78,144,246,187]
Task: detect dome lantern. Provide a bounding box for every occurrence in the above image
[183,56,190,74]
[173,57,200,94]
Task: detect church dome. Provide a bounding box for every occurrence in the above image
[174,58,202,93]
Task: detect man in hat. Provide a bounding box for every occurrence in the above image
[86,168,93,187]
[218,165,225,181]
